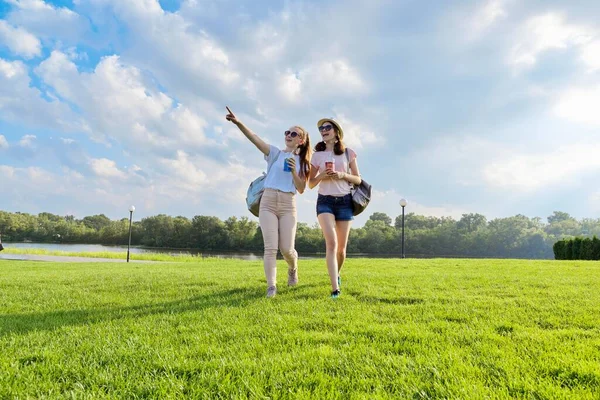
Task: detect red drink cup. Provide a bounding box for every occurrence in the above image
[325,161,334,171]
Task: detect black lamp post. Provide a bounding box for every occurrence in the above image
[127,205,135,263]
[400,198,407,258]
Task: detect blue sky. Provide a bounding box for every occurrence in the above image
[1,0,599,226]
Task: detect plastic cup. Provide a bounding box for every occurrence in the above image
[283,158,293,172]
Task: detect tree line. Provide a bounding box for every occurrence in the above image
[0,210,597,259]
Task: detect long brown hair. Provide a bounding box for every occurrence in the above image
[314,125,346,155]
[293,126,312,180]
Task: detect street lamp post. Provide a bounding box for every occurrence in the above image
[399,198,408,258]
[127,205,135,263]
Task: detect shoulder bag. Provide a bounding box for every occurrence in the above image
[345,149,372,216]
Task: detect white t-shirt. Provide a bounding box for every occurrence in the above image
[311,149,357,196]
[263,145,301,194]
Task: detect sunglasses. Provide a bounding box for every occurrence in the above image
[284,130,300,138]
[318,125,334,132]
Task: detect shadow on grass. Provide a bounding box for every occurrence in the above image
[346,290,425,305]
[0,286,262,337]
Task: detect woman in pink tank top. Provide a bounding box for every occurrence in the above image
[308,118,362,298]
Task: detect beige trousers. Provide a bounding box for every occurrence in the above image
[259,188,298,287]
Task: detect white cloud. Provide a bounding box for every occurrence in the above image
[38,51,171,119]
[0,165,63,194]
[469,0,508,37]
[158,151,208,189]
[5,0,88,43]
[588,190,600,213]
[0,57,83,131]
[332,113,381,150]
[156,150,260,199]
[0,135,8,148]
[0,58,24,78]
[60,137,76,144]
[6,0,55,11]
[89,158,127,180]
[36,51,213,150]
[509,12,594,69]
[369,189,469,220]
[0,165,16,178]
[64,47,89,62]
[483,144,600,190]
[444,0,510,45]
[277,71,302,102]
[0,158,256,220]
[26,166,54,184]
[0,163,128,213]
[169,106,210,146]
[18,134,36,148]
[580,40,600,72]
[86,0,240,91]
[412,133,600,193]
[407,136,506,188]
[299,60,367,96]
[63,166,83,180]
[75,0,373,128]
[555,85,600,126]
[252,17,289,60]
[0,20,41,58]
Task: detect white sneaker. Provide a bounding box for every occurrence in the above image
[266,286,277,298]
[287,268,298,286]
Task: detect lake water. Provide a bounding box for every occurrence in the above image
[0,243,539,260]
[0,242,343,260]
[0,243,421,260]
[1,242,267,260]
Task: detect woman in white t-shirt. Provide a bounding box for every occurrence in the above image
[226,107,312,298]
[308,118,362,298]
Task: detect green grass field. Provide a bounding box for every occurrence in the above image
[1,258,599,399]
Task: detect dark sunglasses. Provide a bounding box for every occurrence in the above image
[284,130,299,138]
[318,125,333,132]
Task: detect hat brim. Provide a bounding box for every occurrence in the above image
[317,118,343,140]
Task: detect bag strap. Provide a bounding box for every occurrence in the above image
[265,146,279,175]
[345,149,354,188]
[345,149,350,173]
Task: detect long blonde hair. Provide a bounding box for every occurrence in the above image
[292,125,312,180]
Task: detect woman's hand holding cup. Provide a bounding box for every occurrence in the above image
[325,160,334,173]
[284,157,296,173]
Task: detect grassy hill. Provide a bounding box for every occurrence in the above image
[1,258,598,398]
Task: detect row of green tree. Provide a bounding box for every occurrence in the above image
[1,210,597,259]
[553,237,600,260]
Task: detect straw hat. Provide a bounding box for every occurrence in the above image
[317,118,344,140]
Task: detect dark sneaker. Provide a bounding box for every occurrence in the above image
[266,286,277,298]
[288,268,298,286]
[331,289,340,299]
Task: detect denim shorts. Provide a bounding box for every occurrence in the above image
[316,194,354,221]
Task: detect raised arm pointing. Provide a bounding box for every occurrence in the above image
[226,106,270,156]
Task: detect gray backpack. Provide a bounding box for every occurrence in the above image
[246,149,279,217]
